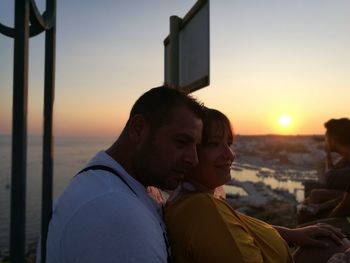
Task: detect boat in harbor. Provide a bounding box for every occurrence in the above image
[256,169,272,178]
[231,165,243,171]
[236,163,260,170]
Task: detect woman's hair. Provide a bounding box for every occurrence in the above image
[324,118,350,146]
[201,107,234,145]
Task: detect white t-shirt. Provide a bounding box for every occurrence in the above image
[45,151,169,263]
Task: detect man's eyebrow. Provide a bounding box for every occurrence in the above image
[210,135,222,139]
[207,135,224,141]
[173,133,196,142]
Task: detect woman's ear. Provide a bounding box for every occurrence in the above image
[127,115,149,144]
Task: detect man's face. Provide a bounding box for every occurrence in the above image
[325,132,337,152]
[135,106,203,190]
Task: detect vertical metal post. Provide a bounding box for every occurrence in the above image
[41,0,56,261]
[169,16,181,89]
[10,0,30,262]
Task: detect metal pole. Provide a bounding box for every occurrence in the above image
[41,0,56,261]
[10,0,30,262]
[169,16,181,89]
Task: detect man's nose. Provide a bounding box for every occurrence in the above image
[184,146,199,167]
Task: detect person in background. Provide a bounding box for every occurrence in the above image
[164,108,350,263]
[298,118,350,223]
[44,86,204,263]
[324,118,350,189]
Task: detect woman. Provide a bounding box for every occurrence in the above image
[164,108,349,263]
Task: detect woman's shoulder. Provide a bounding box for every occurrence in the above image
[177,192,223,205]
[166,192,231,217]
[165,193,238,231]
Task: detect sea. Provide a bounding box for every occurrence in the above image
[0,135,114,251]
[0,135,308,251]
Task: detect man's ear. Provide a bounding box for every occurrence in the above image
[127,115,149,144]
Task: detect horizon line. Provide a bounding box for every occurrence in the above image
[0,133,324,138]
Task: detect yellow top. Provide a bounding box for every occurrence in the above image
[164,193,293,263]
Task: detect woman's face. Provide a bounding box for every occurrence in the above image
[188,123,235,189]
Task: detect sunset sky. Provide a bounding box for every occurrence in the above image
[1,0,349,136]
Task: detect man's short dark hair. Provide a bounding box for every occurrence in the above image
[129,86,204,131]
[325,118,350,146]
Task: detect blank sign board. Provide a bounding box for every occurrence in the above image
[164,0,209,93]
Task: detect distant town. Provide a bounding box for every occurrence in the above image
[234,135,326,172]
[224,135,330,227]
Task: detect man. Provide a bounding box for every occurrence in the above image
[325,118,350,217]
[324,118,350,190]
[298,118,350,224]
[45,87,204,262]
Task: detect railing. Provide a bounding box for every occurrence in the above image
[0,1,56,262]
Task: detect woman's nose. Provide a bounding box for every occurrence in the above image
[231,149,236,162]
[223,144,235,162]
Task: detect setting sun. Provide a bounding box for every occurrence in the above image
[269,113,300,135]
[278,115,292,127]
